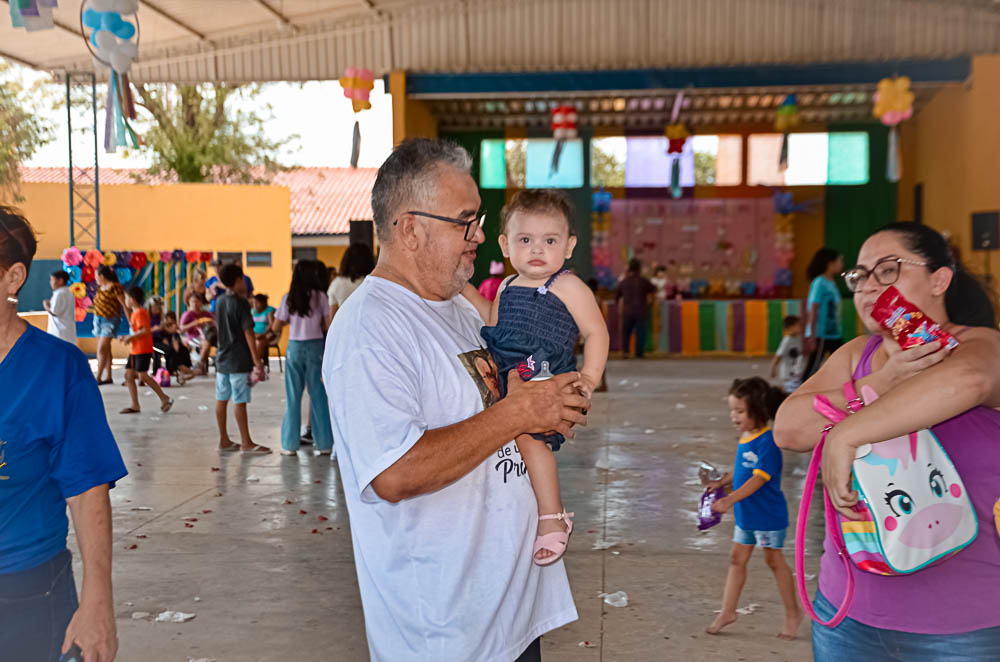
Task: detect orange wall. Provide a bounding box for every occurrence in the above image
[6,181,293,308]
[900,54,1000,280]
[389,71,438,145]
[317,245,348,272]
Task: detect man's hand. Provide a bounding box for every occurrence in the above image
[62,597,118,662]
[505,370,589,439]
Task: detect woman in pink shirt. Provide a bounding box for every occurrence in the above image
[774,223,1000,660]
[272,260,334,456]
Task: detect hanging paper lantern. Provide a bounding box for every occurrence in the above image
[339,67,374,168]
[70,282,87,299]
[874,77,914,183]
[103,251,117,266]
[774,94,800,170]
[62,247,83,266]
[129,251,147,269]
[67,266,82,283]
[145,249,159,263]
[186,250,200,263]
[199,251,212,263]
[81,265,96,282]
[84,249,104,268]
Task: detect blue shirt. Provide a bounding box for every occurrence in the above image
[0,326,127,574]
[732,428,788,531]
[807,276,842,340]
[206,275,254,312]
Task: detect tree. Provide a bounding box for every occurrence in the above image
[134,83,296,184]
[591,141,625,188]
[694,150,717,185]
[0,61,53,200]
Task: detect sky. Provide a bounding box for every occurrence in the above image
[9,63,394,171]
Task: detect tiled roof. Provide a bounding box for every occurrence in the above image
[18,166,376,236]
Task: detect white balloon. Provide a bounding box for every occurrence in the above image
[95,30,117,52]
[88,0,115,11]
[111,0,138,13]
[109,51,132,74]
[92,54,108,71]
[118,41,138,58]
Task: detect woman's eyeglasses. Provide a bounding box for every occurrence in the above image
[841,257,927,292]
[395,211,486,241]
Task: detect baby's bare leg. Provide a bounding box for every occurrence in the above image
[518,434,567,560]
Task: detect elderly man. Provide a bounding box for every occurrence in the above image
[323,139,588,661]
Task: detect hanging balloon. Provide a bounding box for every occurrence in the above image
[774,94,800,170]
[339,67,374,168]
[550,105,578,176]
[874,77,914,183]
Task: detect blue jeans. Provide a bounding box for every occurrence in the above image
[0,550,78,662]
[281,339,333,451]
[813,590,1000,662]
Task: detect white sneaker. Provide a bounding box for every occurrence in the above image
[316,449,332,456]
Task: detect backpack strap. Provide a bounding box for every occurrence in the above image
[794,395,856,629]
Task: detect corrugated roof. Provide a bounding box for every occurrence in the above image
[18,166,375,236]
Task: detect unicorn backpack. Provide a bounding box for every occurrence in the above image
[796,384,978,627]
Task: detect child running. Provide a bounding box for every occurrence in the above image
[705,377,801,640]
[118,286,174,415]
[465,189,609,565]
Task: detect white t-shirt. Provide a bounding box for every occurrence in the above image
[46,286,77,344]
[322,276,577,662]
[775,335,805,391]
[327,275,364,309]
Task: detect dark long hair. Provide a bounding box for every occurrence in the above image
[287,259,323,317]
[0,206,37,291]
[879,222,996,328]
[97,264,119,284]
[340,243,375,282]
[807,248,841,281]
[730,377,787,428]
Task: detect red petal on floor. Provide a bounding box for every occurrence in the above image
[318,515,328,521]
[284,499,293,505]
[136,463,142,467]
[587,530,597,534]
[202,509,213,514]
[299,510,308,515]
[136,534,148,539]
[183,517,198,522]
[313,480,321,484]
[311,529,318,534]
[127,544,138,550]
[325,527,333,530]
[211,467,220,472]
[184,523,194,528]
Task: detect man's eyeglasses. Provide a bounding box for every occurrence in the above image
[841,256,928,293]
[396,211,486,241]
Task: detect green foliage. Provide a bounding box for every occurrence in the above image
[591,141,625,188]
[694,149,717,185]
[134,83,296,184]
[0,61,53,201]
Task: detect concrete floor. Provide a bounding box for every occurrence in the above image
[77,358,825,662]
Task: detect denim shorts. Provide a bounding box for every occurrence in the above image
[733,524,786,549]
[812,590,1000,662]
[92,315,117,338]
[216,372,251,404]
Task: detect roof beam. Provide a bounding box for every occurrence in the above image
[138,1,208,41]
[252,0,294,26]
[358,0,384,18]
[1,0,82,37]
[0,49,41,69]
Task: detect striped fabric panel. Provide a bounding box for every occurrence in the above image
[766,300,784,352]
[681,301,700,355]
[658,301,670,352]
[731,301,746,353]
[668,301,683,353]
[715,301,729,351]
[699,301,716,351]
[744,301,767,354]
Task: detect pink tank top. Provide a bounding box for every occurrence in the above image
[818,335,1000,633]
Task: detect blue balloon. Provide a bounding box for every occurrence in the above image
[82,8,102,29]
[101,12,123,33]
[115,21,135,40]
[90,30,100,48]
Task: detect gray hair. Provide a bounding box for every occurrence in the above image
[371,138,473,242]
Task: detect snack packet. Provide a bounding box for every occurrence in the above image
[871,286,959,350]
[698,487,726,531]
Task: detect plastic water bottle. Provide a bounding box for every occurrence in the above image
[530,361,554,381]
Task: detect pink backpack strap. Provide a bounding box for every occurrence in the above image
[794,395,856,628]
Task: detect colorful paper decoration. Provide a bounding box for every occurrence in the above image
[67,266,82,283]
[774,94,800,170]
[129,252,147,269]
[159,251,172,263]
[115,267,132,283]
[664,92,690,199]
[84,249,104,268]
[170,249,185,262]
[62,247,83,266]
[339,67,374,168]
[548,104,578,175]
[82,0,141,153]
[874,77,914,183]
[186,250,200,263]
[102,251,116,266]
[81,265,96,282]
[8,0,58,32]
[70,282,87,299]
[199,251,212,263]
[145,249,159,263]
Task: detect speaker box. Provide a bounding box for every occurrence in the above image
[971,212,999,251]
[349,220,374,248]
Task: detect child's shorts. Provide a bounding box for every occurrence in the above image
[733,524,786,549]
[216,372,251,404]
[126,353,152,373]
[93,315,117,338]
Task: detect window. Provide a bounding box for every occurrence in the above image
[292,247,317,262]
[480,138,583,189]
[591,137,626,187]
[216,251,242,265]
[245,251,272,267]
[480,139,528,189]
[624,136,695,188]
[692,135,743,186]
[748,132,869,186]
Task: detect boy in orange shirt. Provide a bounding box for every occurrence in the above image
[118,286,173,415]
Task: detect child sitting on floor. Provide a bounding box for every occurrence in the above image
[705,377,802,640]
[160,311,201,384]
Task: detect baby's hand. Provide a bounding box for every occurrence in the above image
[711,496,733,514]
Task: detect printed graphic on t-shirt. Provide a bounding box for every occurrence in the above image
[458,348,501,409]
[741,450,758,469]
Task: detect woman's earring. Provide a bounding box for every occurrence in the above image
[5,296,17,305]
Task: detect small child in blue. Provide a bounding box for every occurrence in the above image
[705,377,803,640]
[465,189,609,566]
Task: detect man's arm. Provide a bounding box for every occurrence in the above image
[372,371,589,502]
[62,484,118,662]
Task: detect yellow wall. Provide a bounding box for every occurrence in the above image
[900,54,1000,279]
[389,71,438,144]
[317,245,347,272]
[8,181,293,309]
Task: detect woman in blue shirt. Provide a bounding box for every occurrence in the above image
[0,206,127,662]
[804,248,844,378]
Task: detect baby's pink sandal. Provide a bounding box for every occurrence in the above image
[533,510,574,566]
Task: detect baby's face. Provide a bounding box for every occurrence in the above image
[500,210,576,282]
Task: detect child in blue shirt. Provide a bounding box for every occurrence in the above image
[705,377,802,641]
